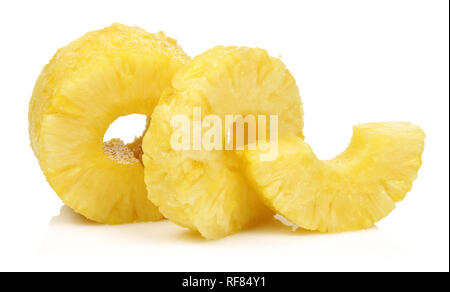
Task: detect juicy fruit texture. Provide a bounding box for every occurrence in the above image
[241,122,425,232]
[29,24,190,224]
[142,46,304,239]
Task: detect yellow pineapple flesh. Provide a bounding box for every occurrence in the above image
[29,24,190,224]
[241,122,425,232]
[142,46,304,239]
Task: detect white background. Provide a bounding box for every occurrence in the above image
[0,0,448,272]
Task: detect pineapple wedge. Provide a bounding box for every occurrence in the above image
[142,46,304,239]
[29,24,190,224]
[241,122,425,232]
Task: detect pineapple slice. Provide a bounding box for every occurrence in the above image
[29,24,190,224]
[142,46,304,239]
[241,122,425,232]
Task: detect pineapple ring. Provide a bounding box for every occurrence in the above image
[29,24,190,224]
[142,46,304,239]
[241,122,425,232]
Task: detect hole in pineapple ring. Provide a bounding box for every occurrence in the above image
[305,125,353,160]
[103,114,148,164]
[104,114,148,144]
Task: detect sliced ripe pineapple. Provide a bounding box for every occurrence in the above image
[142,46,304,239]
[241,122,425,232]
[29,24,190,224]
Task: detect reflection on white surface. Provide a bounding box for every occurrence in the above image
[40,205,194,248]
[40,206,405,262]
